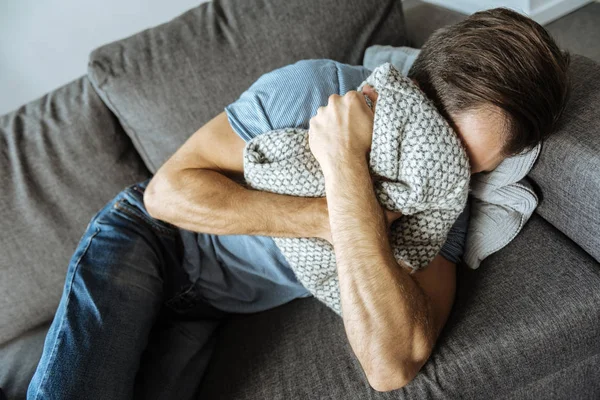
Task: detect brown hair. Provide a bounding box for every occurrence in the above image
[408,7,571,157]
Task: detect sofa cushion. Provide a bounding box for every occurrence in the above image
[198,214,600,398]
[404,2,466,47]
[0,323,48,400]
[4,214,599,398]
[0,77,150,344]
[87,0,408,173]
[528,55,600,263]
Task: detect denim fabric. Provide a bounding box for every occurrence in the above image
[27,179,228,400]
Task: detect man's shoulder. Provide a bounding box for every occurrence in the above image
[280,58,370,72]
[224,59,372,140]
[254,59,371,92]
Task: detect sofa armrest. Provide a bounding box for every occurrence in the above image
[0,77,150,344]
[528,54,600,263]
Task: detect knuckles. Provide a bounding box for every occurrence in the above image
[346,90,362,100]
[323,91,365,109]
[327,94,339,103]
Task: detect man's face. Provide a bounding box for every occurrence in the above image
[451,106,507,174]
[362,84,507,174]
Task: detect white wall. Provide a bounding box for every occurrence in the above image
[0,0,209,115]
[420,0,594,24]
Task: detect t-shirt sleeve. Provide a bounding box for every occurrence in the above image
[224,59,372,142]
[438,198,471,264]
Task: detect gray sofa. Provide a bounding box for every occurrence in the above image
[1,0,599,399]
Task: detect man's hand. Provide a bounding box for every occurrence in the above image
[308,85,378,174]
[361,83,379,114]
[309,83,392,246]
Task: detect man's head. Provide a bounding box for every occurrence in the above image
[407,7,571,173]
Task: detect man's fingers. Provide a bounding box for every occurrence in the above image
[362,84,378,101]
[360,85,377,113]
[327,93,341,104]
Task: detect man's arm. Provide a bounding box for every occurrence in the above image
[322,154,455,392]
[146,59,371,239]
[144,111,328,239]
[308,90,457,392]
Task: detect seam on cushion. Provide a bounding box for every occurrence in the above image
[86,65,157,172]
[532,209,600,265]
[88,59,110,89]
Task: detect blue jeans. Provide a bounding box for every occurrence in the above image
[27,179,229,400]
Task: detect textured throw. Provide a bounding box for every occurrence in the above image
[243,62,470,316]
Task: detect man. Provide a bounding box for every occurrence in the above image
[28,8,570,399]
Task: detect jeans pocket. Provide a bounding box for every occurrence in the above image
[165,283,197,312]
[113,196,178,238]
[164,283,228,320]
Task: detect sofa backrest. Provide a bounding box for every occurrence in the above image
[87,0,408,173]
[0,0,408,345]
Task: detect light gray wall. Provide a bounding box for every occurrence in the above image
[0,0,209,115]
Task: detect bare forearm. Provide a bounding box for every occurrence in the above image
[145,168,327,238]
[322,155,434,390]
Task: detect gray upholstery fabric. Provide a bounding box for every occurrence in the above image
[4,215,599,399]
[505,352,600,400]
[529,55,600,263]
[2,1,599,398]
[404,2,466,48]
[199,214,600,399]
[0,77,150,344]
[545,2,600,64]
[87,0,408,173]
[0,323,48,400]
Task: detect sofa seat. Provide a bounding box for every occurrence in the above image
[193,214,600,399]
[3,213,599,399]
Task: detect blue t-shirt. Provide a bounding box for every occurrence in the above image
[185,59,470,314]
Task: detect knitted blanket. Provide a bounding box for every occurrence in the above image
[242,62,471,316]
